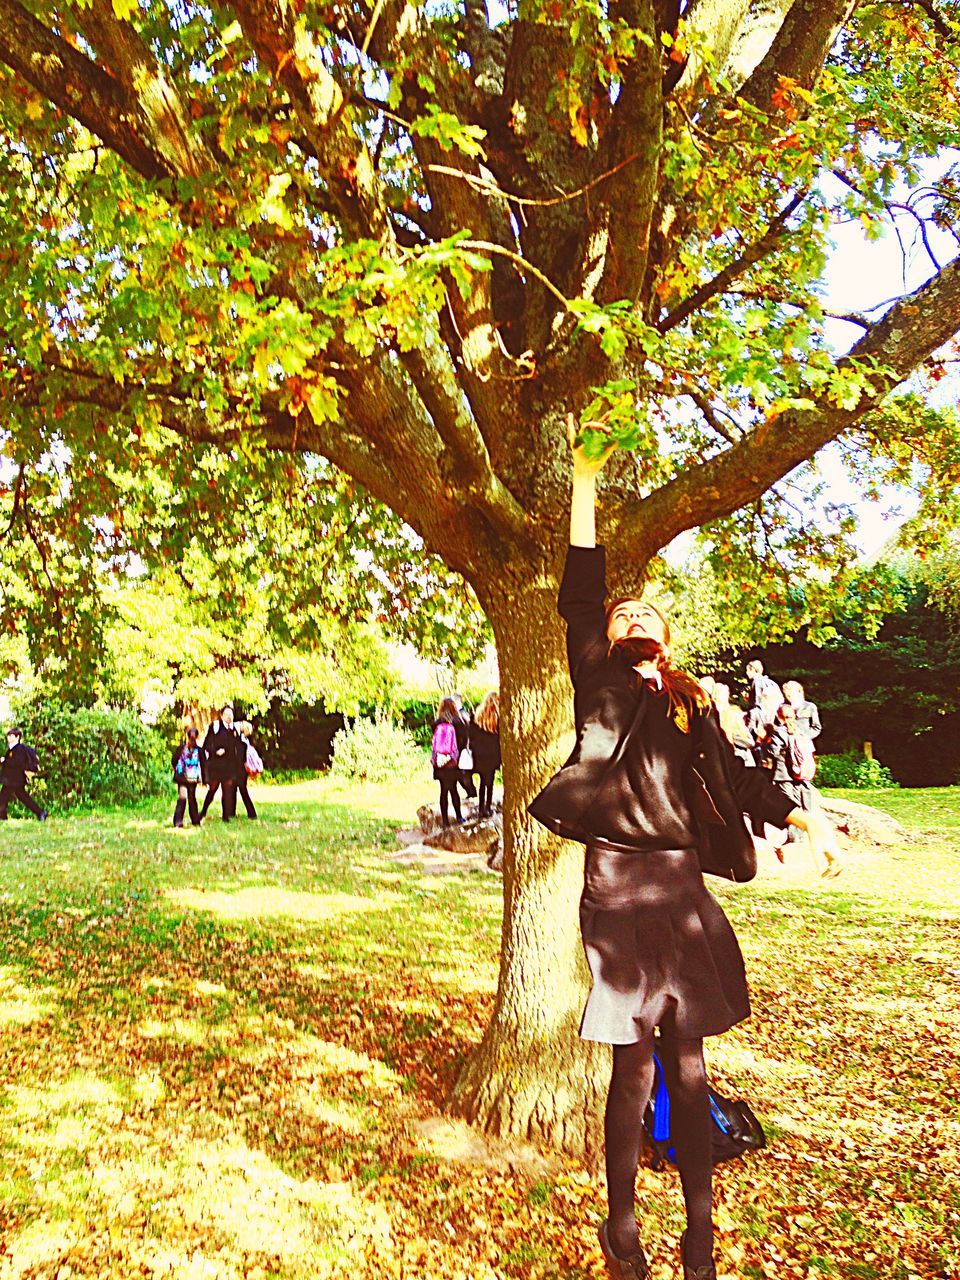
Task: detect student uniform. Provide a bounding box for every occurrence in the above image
[530,546,795,1046]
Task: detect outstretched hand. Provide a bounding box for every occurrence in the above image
[568,412,617,476]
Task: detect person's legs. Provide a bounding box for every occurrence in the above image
[0,785,11,819]
[13,787,44,818]
[657,1018,714,1270]
[457,769,477,800]
[186,783,200,826]
[173,785,188,828]
[237,779,257,818]
[604,1030,656,1259]
[199,781,219,818]
[221,780,237,820]
[478,772,493,817]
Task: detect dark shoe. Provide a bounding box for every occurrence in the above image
[598,1221,650,1280]
[680,1231,716,1280]
[39,811,49,821]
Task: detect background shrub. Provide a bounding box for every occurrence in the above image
[11,700,168,811]
[329,716,426,783]
[817,751,899,790]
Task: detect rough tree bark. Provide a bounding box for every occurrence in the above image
[450,553,611,1160]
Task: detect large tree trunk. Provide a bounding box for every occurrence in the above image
[448,562,610,1165]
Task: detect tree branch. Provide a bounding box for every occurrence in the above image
[739,0,857,110]
[0,0,173,181]
[656,191,807,333]
[593,0,663,305]
[612,252,960,564]
[74,0,210,178]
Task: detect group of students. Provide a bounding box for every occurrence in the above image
[430,691,501,827]
[171,705,263,827]
[701,660,822,843]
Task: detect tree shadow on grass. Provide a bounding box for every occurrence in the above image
[1,860,959,1278]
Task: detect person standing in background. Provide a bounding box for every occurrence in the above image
[783,681,821,742]
[235,720,261,820]
[200,705,244,821]
[451,692,478,801]
[171,727,204,828]
[745,659,781,711]
[0,727,47,821]
[431,698,464,828]
[469,692,501,820]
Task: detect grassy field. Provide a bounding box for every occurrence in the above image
[0,778,958,1280]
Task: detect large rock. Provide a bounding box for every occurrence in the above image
[424,819,501,855]
[418,795,502,834]
[820,796,906,846]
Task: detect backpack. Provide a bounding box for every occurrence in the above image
[24,745,39,773]
[176,747,202,783]
[245,742,264,777]
[788,733,817,782]
[643,1051,766,1170]
[431,722,460,770]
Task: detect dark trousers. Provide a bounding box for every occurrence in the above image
[456,769,477,800]
[438,774,463,826]
[200,779,237,820]
[236,777,257,819]
[173,782,200,827]
[477,771,496,817]
[0,784,43,819]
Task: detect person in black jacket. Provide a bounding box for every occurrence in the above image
[469,691,501,818]
[199,706,245,821]
[451,693,478,800]
[0,728,47,821]
[529,430,840,1280]
[171,728,204,828]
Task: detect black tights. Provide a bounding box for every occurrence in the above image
[438,775,462,826]
[605,1017,714,1269]
[477,771,495,817]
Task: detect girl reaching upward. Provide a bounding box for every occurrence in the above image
[530,427,840,1280]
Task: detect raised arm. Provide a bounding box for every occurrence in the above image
[561,421,619,687]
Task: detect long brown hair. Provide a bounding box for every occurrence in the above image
[605,597,710,719]
[475,691,499,733]
[436,697,459,724]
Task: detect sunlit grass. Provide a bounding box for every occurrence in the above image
[0,776,957,1279]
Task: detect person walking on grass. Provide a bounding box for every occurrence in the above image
[171,727,204,828]
[529,424,840,1280]
[235,720,262,820]
[0,727,47,821]
[469,691,501,819]
[431,698,464,828]
[200,705,244,822]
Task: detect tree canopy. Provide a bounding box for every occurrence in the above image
[3,0,960,1156]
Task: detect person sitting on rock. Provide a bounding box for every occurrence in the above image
[469,691,501,819]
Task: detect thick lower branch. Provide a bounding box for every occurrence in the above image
[612,252,960,563]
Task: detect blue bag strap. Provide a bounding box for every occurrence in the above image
[650,1053,672,1142]
[709,1090,734,1135]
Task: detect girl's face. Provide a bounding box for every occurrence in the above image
[606,600,669,646]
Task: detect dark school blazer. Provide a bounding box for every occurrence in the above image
[0,742,38,788]
[201,724,245,784]
[528,545,796,882]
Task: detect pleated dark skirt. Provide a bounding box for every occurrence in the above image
[579,842,750,1045]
